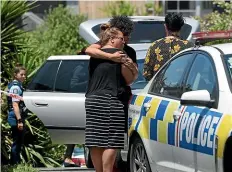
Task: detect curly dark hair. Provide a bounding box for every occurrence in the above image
[165,13,185,32]
[109,15,134,36]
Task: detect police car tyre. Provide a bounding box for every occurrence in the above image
[223,137,232,172]
[129,137,151,172]
[84,146,94,168]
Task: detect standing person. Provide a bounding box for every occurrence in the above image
[84,15,138,87]
[85,25,133,172]
[143,12,194,81]
[84,14,138,139]
[84,15,138,172]
[62,48,90,168]
[63,144,80,167]
[7,64,26,165]
[107,16,138,116]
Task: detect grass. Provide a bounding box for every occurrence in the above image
[1,164,39,172]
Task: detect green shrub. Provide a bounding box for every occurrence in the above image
[1,109,65,167]
[143,2,163,16]
[26,4,88,63]
[196,1,232,31]
[101,1,136,16]
[2,164,39,172]
[195,0,232,45]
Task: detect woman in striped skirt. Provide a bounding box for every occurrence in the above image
[85,24,134,172]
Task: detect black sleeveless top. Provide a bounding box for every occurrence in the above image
[86,48,127,100]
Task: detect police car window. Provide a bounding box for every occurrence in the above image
[54,60,89,93]
[225,54,232,83]
[185,53,217,99]
[150,53,194,98]
[27,61,60,91]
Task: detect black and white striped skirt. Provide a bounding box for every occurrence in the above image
[85,94,125,149]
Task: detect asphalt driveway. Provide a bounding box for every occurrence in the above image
[38,167,95,172]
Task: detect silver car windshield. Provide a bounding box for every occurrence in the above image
[225,54,232,83]
[92,21,192,44]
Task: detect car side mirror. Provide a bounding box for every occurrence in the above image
[180,90,215,108]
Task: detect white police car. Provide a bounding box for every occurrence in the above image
[127,32,232,172]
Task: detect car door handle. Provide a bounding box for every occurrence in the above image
[144,103,151,112]
[33,102,48,107]
[173,110,181,120]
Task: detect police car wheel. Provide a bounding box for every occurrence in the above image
[129,137,151,172]
[84,146,94,168]
[223,137,232,172]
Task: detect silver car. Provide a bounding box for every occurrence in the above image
[23,54,146,144]
[79,16,200,50]
[23,16,200,168]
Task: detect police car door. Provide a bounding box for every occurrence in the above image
[147,52,195,172]
[174,52,220,172]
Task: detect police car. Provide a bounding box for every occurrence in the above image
[126,31,232,172]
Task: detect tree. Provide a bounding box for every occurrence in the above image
[144,2,163,16]
[101,1,136,16]
[1,0,35,87]
[195,1,232,44]
[0,0,59,167]
[15,5,88,85]
[196,1,232,31]
[1,4,87,167]
[26,4,88,60]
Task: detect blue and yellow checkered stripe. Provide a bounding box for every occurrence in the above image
[129,95,179,146]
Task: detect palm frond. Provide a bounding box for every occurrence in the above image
[1,0,36,87]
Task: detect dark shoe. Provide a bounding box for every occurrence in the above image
[63,162,80,167]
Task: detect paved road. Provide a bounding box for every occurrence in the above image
[38,167,95,172]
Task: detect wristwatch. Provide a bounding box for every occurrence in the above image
[17,119,23,123]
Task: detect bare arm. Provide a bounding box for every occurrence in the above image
[12,101,21,120]
[130,62,138,81]
[85,44,126,63]
[124,58,138,82]
[12,101,24,130]
[122,64,138,86]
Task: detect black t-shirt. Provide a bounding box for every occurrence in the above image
[124,44,137,64]
[83,43,137,103]
[123,44,137,101]
[86,48,126,100]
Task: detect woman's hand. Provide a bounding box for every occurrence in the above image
[123,58,134,70]
[123,58,138,76]
[110,51,127,63]
[17,122,23,131]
